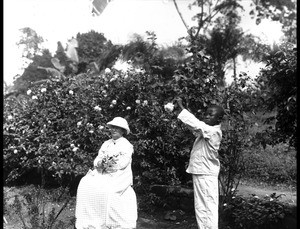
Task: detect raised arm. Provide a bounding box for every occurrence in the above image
[176,98,214,139]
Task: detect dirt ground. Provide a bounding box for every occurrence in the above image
[3,181,296,229]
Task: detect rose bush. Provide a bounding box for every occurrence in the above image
[4,43,257,197]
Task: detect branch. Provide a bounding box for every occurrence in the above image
[194,0,223,38]
[193,0,205,40]
[172,0,190,32]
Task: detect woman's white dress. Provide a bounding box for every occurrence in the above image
[75,137,137,229]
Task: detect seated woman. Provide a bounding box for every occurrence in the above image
[75,117,137,229]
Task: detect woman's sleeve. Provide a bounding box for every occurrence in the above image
[114,143,134,170]
[93,143,106,167]
[177,109,213,139]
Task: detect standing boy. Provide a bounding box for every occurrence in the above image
[176,98,225,229]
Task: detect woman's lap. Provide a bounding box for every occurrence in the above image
[75,173,137,229]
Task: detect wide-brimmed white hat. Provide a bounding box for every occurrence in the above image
[107,117,130,135]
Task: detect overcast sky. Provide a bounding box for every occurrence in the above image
[4,0,284,85]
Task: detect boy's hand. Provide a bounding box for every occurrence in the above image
[176,98,185,110]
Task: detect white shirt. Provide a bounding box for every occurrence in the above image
[178,109,222,176]
[93,137,134,188]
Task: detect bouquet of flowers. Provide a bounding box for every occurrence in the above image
[96,153,122,174]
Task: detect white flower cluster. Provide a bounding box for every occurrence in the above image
[164,102,174,112]
[87,123,94,133]
[109,100,117,108]
[135,99,148,106]
[98,125,105,130]
[94,105,102,111]
[104,68,111,74]
[70,143,80,152]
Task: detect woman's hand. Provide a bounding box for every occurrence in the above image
[94,160,102,172]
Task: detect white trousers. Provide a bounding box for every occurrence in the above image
[192,175,219,229]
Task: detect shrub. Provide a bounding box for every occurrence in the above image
[4,185,75,229]
[242,143,296,185]
[220,192,295,229]
[4,44,255,199]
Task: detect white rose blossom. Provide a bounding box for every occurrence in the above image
[14,149,18,154]
[94,105,102,111]
[77,121,82,126]
[41,88,47,93]
[126,106,131,110]
[72,147,79,152]
[111,100,117,105]
[142,100,148,106]
[27,90,32,95]
[7,115,13,120]
[135,99,141,104]
[32,95,38,100]
[98,125,104,130]
[164,102,174,112]
[105,68,111,73]
[69,90,74,95]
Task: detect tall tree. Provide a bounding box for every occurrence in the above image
[11,50,53,95]
[248,0,297,43]
[173,0,296,44]
[76,30,121,71]
[121,32,186,79]
[172,0,243,44]
[17,27,44,59]
[202,24,270,86]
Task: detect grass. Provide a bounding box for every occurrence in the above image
[242,143,296,187]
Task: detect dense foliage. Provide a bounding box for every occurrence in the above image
[255,43,297,148]
[220,192,296,229]
[76,30,121,71]
[4,40,256,200]
[11,50,53,94]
